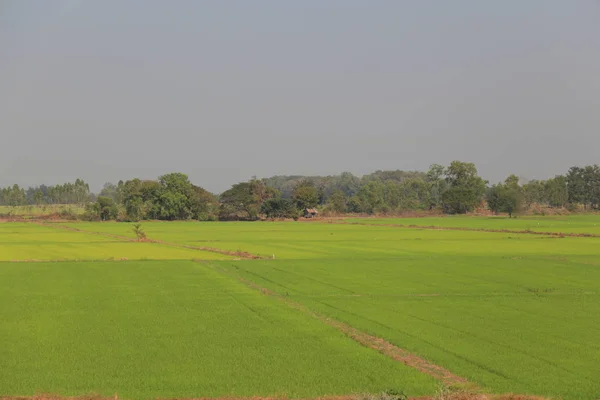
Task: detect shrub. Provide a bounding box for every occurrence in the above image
[58,206,77,220]
[132,223,147,241]
[356,389,407,400]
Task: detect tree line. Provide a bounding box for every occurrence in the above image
[0,179,90,207]
[2,162,600,220]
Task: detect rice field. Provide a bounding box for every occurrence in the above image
[0,223,231,261]
[346,214,600,235]
[1,218,599,400]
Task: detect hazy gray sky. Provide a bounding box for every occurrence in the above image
[2,1,599,193]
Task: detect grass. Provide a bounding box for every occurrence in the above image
[62,220,600,261]
[0,223,231,261]
[0,261,437,399]
[1,218,600,400]
[345,214,600,235]
[220,258,600,399]
[0,204,85,217]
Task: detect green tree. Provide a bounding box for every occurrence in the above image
[156,173,194,220]
[84,196,118,221]
[346,195,363,213]
[545,175,568,208]
[425,164,448,209]
[261,198,298,219]
[189,185,219,221]
[99,183,118,202]
[97,196,118,221]
[120,179,160,221]
[566,166,586,206]
[326,190,347,213]
[4,184,27,206]
[357,181,387,214]
[582,165,600,209]
[486,175,523,218]
[33,190,44,206]
[219,179,277,220]
[396,178,431,210]
[337,172,361,197]
[441,161,487,214]
[522,180,546,207]
[292,181,319,210]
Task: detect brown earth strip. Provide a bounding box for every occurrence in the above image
[32,222,264,260]
[205,263,470,388]
[321,220,600,238]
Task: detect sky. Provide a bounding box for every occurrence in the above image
[1,1,599,193]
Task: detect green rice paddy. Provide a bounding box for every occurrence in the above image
[1,217,599,400]
[346,214,600,235]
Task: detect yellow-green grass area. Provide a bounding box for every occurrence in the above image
[62,221,359,259]
[346,214,600,235]
[7,219,600,399]
[0,204,85,216]
[0,260,437,399]
[64,220,600,263]
[0,223,231,261]
[204,224,600,400]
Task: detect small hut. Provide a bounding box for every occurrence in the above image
[303,208,318,218]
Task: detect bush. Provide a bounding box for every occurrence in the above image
[58,206,77,220]
[383,389,407,400]
[356,389,407,400]
[81,197,117,221]
[132,223,147,241]
[197,211,218,221]
[260,198,299,219]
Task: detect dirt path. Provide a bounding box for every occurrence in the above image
[33,222,264,260]
[321,220,600,238]
[206,262,472,388]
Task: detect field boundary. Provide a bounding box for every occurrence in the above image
[205,261,472,389]
[324,220,600,238]
[32,222,265,260]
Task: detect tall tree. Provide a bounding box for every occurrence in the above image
[566,166,586,206]
[486,175,523,218]
[189,185,220,221]
[326,190,347,213]
[156,173,194,220]
[522,180,546,207]
[99,183,119,202]
[357,181,387,214]
[219,179,278,220]
[260,198,298,219]
[425,164,447,209]
[545,175,568,208]
[292,180,319,210]
[33,190,44,205]
[441,161,487,214]
[85,196,118,221]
